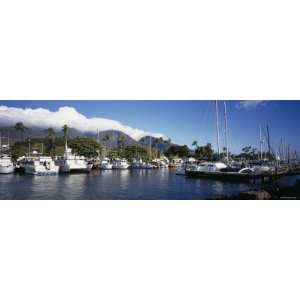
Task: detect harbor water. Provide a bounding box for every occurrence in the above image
[0,169,300,200]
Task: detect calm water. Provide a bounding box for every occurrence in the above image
[0,169,299,200]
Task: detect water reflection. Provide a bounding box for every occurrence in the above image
[1,170,297,200]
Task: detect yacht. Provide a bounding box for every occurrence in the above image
[112,158,130,169]
[55,147,93,173]
[100,158,113,170]
[24,156,59,175]
[0,155,15,174]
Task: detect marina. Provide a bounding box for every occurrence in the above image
[0,100,300,199]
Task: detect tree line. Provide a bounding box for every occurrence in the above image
[9,122,273,162]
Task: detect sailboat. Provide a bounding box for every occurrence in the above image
[185,101,257,181]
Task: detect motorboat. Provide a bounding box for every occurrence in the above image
[24,156,59,175]
[112,158,130,169]
[55,147,92,173]
[175,166,186,175]
[0,155,15,174]
[100,158,113,170]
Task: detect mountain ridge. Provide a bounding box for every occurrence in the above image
[0,126,174,153]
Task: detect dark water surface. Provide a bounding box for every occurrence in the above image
[0,169,299,200]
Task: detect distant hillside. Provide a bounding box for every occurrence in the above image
[0,126,175,152]
[139,136,173,153]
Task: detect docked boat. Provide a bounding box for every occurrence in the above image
[0,155,15,174]
[169,158,184,169]
[152,158,168,168]
[55,147,93,173]
[144,162,156,169]
[175,158,198,175]
[112,158,130,169]
[175,166,186,175]
[185,161,256,181]
[131,158,144,169]
[100,158,113,170]
[23,156,59,175]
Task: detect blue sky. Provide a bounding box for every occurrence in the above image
[0,100,299,154]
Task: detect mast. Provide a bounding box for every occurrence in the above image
[64,129,68,152]
[215,100,220,159]
[0,132,2,155]
[96,129,100,159]
[280,141,282,161]
[224,101,229,161]
[28,137,31,156]
[259,125,263,160]
[7,129,10,149]
[97,129,100,144]
[266,125,271,160]
[149,135,152,159]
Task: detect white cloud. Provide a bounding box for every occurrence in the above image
[0,105,166,140]
[236,100,268,109]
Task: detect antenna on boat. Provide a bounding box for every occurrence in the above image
[224,101,229,161]
[215,100,220,159]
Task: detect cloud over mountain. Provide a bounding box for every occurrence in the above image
[0,105,166,140]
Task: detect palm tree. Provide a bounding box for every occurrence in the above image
[14,122,28,141]
[62,124,69,149]
[46,127,55,155]
[192,140,198,149]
